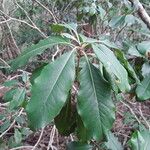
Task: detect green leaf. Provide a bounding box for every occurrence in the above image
[142,63,150,77]
[30,63,48,85]
[136,75,150,100]
[52,23,78,35]
[26,51,75,130]
[11,36,70,70]
[9,88,26,109]
[76,115,88,142]
[14,129,22,144]
[115,49,139,84]
[67,141,93,150]
[137,41,150,56]
[54,93,76,136]
[105,132,123,150]
[128,130,150,150]
[2,80,18,87]
[109,15,126,28]
[3,88,18,102]
[77,59,115,141]
[92,44,130,92]
[128,46,143,57]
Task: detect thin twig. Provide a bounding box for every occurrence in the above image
[0,9,46,38]
[14,0,47,38]
[0,57,11,68]
[121,100,141,124]
[32,128,44,150]
[47,125,57,150]
[138,104,150,130]
[2,16,20,54]
[0,108,24,138]
[10,146,34,150]
[34,0,57,23]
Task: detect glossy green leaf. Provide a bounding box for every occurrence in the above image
[128,130,150,150]
[67,142,93,150]
[11,36,70,70]
[26,51,75,130]
[77,59,115,141]
[54,93,76,136]
[115,49,139,84]
[92,44,130,92]
[105,132,123,150]
[136,75,150,100]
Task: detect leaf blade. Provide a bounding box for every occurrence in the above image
[77,60,115,140]
[92,44,130,92]
[26,51,75,130]
[11,36,70,70]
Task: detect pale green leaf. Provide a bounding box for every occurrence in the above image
[92,44,130,92]
[26,51,75,130]
[115,49,140,84]
[137,41,150,55]
[128,130,150,150]
[14,129,22,144]
[142,63,150,77]
[109,15,126,28]
[136,75,150,100]
[105,132,123,150]
[9,88,26,109]
[77,59,115,141]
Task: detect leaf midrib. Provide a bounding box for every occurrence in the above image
[86,60,101,126]
[44,51,74,104]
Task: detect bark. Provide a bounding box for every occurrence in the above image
[129,0,150,30]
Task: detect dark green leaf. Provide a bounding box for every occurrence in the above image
[11,36,70,70]
[30,63,48,85]
[26,51,75,130]
[77,59,115,141]
[67,141,93,150]
[76,115,88,142]
[54,93,76,136]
